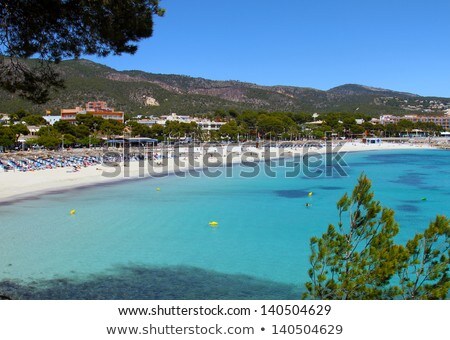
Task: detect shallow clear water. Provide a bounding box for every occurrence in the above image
[0,149,449,299]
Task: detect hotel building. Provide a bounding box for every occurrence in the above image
[61,102,124,123]
[380,114,450,130]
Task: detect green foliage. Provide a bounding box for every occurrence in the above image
[237,111,259,130]
[22,114,47,126]
[163,121,200,137]
[36,126,57,137]
[31,116,116,148]
[0,124,30,148]
[311,130,325,139]
[150,124,164,141]
[54,120,77,135]
[0,126,16,147]
[126,121,173,141]
[75,114,104,132]
[219,121,242,140]
[8,109,47,126]
[228,109,239,118]
[100,119,125,137]
[399,216,449,299]
[11,124,29,137]
[257,115,285,135]
[77,135,102,147]
[397,119,415,131]
[63,134,77,146]
[304,174,449,300]
[28,135,61,149]
[291,112,313,125]
[127,121,151,137]
[9,109,30,123]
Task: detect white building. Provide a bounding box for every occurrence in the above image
[0,114,10,124]
[26,126,42,136]
[156,113,191,125]
[43,116,61,125]
[380,114,450,130]
[379,115,401,125]
[196,120,227,131]
[61,102,124,123]
[138,113,226,131]
[136,118,158,126]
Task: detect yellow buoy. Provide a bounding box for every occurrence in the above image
[308,192,313,196]
[156,187,161,191]
[70,209,76,215]
[209,221,219,227]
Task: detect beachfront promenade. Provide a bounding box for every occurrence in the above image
[0,140,436,203]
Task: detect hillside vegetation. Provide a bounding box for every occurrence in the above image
[0,59,448,116]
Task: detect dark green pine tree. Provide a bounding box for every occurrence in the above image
[399,215,449,299]
[0,0,165,103]
[304,174,449,299]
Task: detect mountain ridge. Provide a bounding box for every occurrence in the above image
[327,84,418,97]
[0,59,448,116]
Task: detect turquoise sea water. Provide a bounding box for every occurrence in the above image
[0,149,449,299]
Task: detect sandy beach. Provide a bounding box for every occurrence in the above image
[0,141,434,203]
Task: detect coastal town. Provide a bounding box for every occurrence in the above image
[0,100,449,153]
[1,99,449,181]
[0,100,449,203]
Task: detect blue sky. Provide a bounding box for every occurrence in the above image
[89,0,450,97]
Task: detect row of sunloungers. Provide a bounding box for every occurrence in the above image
[0,155,102,172]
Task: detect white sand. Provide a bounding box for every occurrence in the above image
[0,142,433,203]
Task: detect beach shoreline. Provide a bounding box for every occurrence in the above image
[0,142,435,204]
